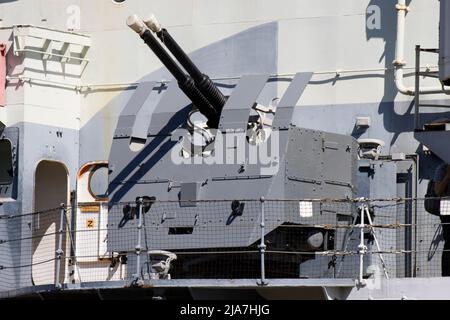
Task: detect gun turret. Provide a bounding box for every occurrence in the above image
[143,14,227,118]
[127,15,220,127]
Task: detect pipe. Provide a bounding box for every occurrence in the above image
[394,0,450,95]
[440,0,450,85]
[8,66,437,93]
[127,15,219,127]
[144,14,227,114]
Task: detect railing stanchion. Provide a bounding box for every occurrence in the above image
[258,197,268,286]
[55,203,66,290]
[357,203,367,287]
[133,198,144,286]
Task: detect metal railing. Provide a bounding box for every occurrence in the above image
[0,197,449,293]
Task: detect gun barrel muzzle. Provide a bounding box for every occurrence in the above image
[127,15,219,127]
[144,14,227,117]
[127,14,147,35]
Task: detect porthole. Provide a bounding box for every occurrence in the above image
[89,165,109,200]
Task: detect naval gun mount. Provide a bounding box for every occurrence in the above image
[107,15,358,279]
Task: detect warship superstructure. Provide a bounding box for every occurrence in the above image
[1,0,450,300]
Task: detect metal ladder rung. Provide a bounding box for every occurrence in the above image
[418,72,439,78]
[418,103,450,108]
[419,48,439,53]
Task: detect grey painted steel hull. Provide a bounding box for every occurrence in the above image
[1,3,450,298]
